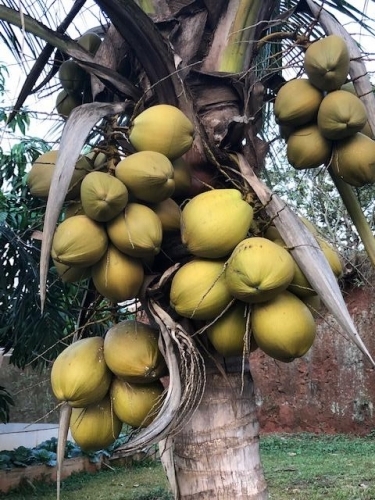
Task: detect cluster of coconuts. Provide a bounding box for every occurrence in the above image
[50,320,167,452]
[55,31,102,119]
[275,34,375,187]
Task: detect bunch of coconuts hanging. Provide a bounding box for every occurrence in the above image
[274,34,375,187]
[50,320,167,452]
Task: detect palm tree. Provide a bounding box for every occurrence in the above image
[1,1,375,498]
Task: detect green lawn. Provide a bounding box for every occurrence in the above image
[3,433,375,499]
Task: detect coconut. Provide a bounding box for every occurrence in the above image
[331,132,375,187]
[78,32,102,54]
[70,396,122,452]
[129,104,194,160]
[170,259,232,320]
[51,215,108,267]
[27,150,84,200]
[341,82,373,138]
[110,378,164,428]
[59,59,87,95]
[91,244,144,303]
[51,337,112,408]
[181,189,253,259]
[317,237,343,278]
[304,35,350,91]
[64,201,85,218]
[53,259,91,283]
[206,301,257,356]
[56,89,81,119]
[103,320,167,383]
[317,90,367,140]
[302,294,322,318]
[172,157,192,197]
[149,198,181,233]
[274,78,323,127]
[225,237,295,303]
[251,291,316,362]
[106,203,163,258]
[287,123,332,170]
[80,171,128,222]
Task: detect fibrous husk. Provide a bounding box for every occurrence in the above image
[317,90,367,140]
[304,34,350,91]
[70,396,122,452]
[27,150,85,200]
[53,258,91,283]
[115,151,175,203]
[91,244,144,303]
[169,259,232,320]
[59,59,87,96]
[80,171,128,222]
[51,215,108,267]
[287,123,332,170]
[206,301,256,357]
[51,337,112,408]
[225,237,295,303]
[181,189,253,259]
[110,378,165,428]
[56,90,81,119]
[77,32,102,54]
[128,104,194,160]
[274,78,323,127]
[331,132,375,187]
[103,320,167,383]
[106,203,163,258]
[171,157,192,197]
[251,291,316,362]
[149,198,181,233]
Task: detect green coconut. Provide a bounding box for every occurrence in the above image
[110,378,165,428]
[274,78,323,127]
[170,259,232,320]
[115,151,175,203]
[129,104,194,160]
[51,215,108,267]
[27,150,87,200]
[317,90,367,140]
[251,291,316,362]
[181,189,253,259]
[206,301,257,356]
[70,396,122,452]
[53,259,91,283]
[287,124,332,170]
[80,171,128,222]
[103,320,167,383]
[51,337,112,408]
[59,59,87,95]
[225,237,295,303]
[106,203,163,258]
[91,244,144,303]
[304,35,350,91]
[56,89,81,119]
[331,132,375,187]
[149,198,181,233]
[78,32,102,54]
[172,157,192,197]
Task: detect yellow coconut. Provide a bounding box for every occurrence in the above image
[331,132,375,187]
[106,203,163,258]
[170,259,232,320]
[103,320,167,383]
[70,396,122,452]
[27,150,85,200]
[110,378,164,428]
[181,189,253,259]
[91,244,144,303]
[251,291,316,362]
[59,59,87,95]
[172,157,192,197]
[287,123,332,170]
[317,90,367,140]
[56,89,81,119]
[302,294,322,318]
[51,337,112,408]
[274,78,323,127]
[53,259,91,283]
[51,215,108,267]
[80,171,128,222]
[317,237,343,278]
[149,198,181,233]
[115,151,175,203]
[225,237,295,303]
[206,301,257,356]
[304,34,350,91]
[129,104,194,160]
[78,32,102,54]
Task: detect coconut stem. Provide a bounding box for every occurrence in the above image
[328,167,375,268]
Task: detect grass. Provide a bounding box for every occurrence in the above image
[3,433,375,499]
